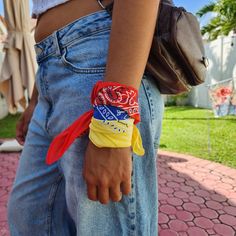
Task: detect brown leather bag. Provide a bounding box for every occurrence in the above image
[99,0,208,94]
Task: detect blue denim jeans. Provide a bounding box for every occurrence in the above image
[8,10,164,236]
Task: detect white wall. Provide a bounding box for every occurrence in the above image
[189,35,236,108]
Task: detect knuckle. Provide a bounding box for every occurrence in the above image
[88,195,97,201]
[123,188,131,195]
[98,180,109,188]
[85,176,97,185]
[123,177,131,185]
[88,180,97,186]
[100,199,109,205]
[122,172,131,181]
[111,194,122,202]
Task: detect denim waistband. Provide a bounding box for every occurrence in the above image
[34,10,112,63]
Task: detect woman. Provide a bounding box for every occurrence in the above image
[8,0,164,235]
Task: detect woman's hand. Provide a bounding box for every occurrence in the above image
[83,141,132,204]
[15,103,36,145]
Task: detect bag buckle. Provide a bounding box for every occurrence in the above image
[201,56,209,68]
[97,0,106,9]
[97,0,113,17]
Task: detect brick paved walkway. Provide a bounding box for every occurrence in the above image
[0,151,236,236]
[158,151,236,236]
[0,152,18,236]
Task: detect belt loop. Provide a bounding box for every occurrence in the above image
[34,44,43,56]
[34,43,43,63]
[52,31,61,57]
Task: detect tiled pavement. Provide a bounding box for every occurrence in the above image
[0,150,236,236]
[158,151,236,236]
[0,152,18,236]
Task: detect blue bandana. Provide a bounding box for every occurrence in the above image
[93,105,129,121]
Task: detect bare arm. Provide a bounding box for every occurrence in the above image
[83,0,160,204]
[104,0,160,89]
[29,83,39,106]
[16,83,38,145]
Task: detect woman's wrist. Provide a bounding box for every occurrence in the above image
[89,81,145,156]
[89,115,135,148]
[46,80,145,165]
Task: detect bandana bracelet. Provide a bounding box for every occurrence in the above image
[46,81,145,165]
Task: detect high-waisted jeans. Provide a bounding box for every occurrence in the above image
[8,10,164,236]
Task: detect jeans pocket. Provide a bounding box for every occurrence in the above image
[141,76,160,123]
[141,75,164,149]
[61,28,111,74]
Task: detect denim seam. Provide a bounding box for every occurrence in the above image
[45,102,54,134]
[61,54,106,74]
[141,79,155,122]
[40,65,55,134]
[37,51,57,64]
[141,77,161,152]
[153,141,159,150]
[36,27,111,64]
[46,174,63,236]
[60,26,111,50]
[39,65,47,97]
[127,156,136,236]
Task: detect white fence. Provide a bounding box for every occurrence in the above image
[189,35,236,108]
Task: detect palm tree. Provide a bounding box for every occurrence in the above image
[196,0,236,40]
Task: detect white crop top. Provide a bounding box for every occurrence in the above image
[32,0,70,18]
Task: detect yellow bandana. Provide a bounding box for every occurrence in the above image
[89,117,145,156]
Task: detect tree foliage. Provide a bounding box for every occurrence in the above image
[196,0,236,40]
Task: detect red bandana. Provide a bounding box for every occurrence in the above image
[46,81,140,165]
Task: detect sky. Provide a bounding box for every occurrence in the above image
[174,0,211,13]
[0,0,212,16]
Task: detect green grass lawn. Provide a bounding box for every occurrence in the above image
[160,106,236,169]
[0,113,21,139]
[0,107,236,168]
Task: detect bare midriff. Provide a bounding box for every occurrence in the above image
[34,0,113,43]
